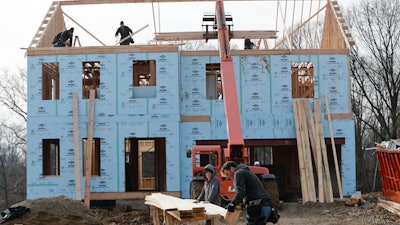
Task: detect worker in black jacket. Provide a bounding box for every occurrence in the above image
[221,161,272,225]
[53,27,74,47]
[115,21,134,45]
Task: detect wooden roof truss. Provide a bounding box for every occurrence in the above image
[29,0,355,50]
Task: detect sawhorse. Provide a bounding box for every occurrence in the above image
[150,206,219,225]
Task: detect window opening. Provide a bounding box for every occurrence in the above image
[292,62,314,98]
[133,60,156,87]
[42,139,60,176]
[253,146,273,166]
[42,62,60,100]
[132,60,157,98]
[82,61,100,99]
[82,138,101,176]
[206,63,222,100]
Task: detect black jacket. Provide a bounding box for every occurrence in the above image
[115,26,133,45]
[232,164,270,205]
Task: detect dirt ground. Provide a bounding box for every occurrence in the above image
[1,193,400,225]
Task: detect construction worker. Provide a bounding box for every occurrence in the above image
[221,161,272,225]
[53,27,74,47]
[244,39,255,49]
[115,21,134,45]
[194,164,220,225]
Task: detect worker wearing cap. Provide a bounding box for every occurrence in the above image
[115,21,133,45]
[221,161,272,225]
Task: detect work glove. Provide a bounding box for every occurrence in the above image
[226,202,236,212]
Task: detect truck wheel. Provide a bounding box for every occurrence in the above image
[190,180,204,199]
[262,179,280,209]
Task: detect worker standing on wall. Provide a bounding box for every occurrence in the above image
[194,164,220,225]
[115,21,134,45]
[221,161,272,225]
[53,27,74,47]
[244,39,255,49]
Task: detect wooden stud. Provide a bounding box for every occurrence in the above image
[73,92,82,201]
[325,95,343,200]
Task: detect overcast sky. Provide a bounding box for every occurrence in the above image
[0,0,359,70]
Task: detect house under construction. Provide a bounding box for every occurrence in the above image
[26,0,356,203]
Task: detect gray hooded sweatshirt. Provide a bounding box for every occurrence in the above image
[197,164,221,206]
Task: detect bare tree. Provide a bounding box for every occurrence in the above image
[0,67,27,153]
[0,127,26,208]
[0,67,27,207]
[348,0,400,191]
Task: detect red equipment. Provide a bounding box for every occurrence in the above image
[190,0,279,207]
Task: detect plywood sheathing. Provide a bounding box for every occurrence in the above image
[321,0,354,49]
[29,1,66,48]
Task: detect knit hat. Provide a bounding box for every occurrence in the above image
[69,27,74,33]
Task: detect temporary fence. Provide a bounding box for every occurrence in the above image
[376,149,400,203]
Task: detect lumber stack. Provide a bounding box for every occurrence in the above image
[145,193,225,219]
[293,99,335,203]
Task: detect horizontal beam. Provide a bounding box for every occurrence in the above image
[60,0,318,5]
[90,191,181,200]
[155,30,278,41]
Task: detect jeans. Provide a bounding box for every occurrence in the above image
[247,205,271,225]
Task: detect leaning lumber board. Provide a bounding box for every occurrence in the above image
[379,199,400,211]
[299,100,316,202]
[378,200,400,216]
[325,95,343,200]
[293,101,309,203]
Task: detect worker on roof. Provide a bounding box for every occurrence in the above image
[194,164,220,225]
[115,21,134,45]
[244,39,255,49]
[222,161,275,225]
[53,28,74,47]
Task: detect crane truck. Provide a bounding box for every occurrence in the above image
[190,0,279,208]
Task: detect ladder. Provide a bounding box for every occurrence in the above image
[73,36,81,47]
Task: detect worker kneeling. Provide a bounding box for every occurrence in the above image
[222,161,280,224]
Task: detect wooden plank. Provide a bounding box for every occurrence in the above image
[180,115,211,122]
[63,11,106,46]
[72,92,82,201]
[324,113,353,120]
[150,206,161,225]
[325,95,343,200]
[304,99,324,202]
[25,47,349,56]
[312,101,324,203]
[314,99,334,203]
[293,101,309,203]
[117,24,150,44]
[146,193,178,211]
[154,30,277,41]
[84,90,95,207]
[299,100,316,202]
[61,0,285,6]
[90,191,180,200]
[378,200,400,216]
